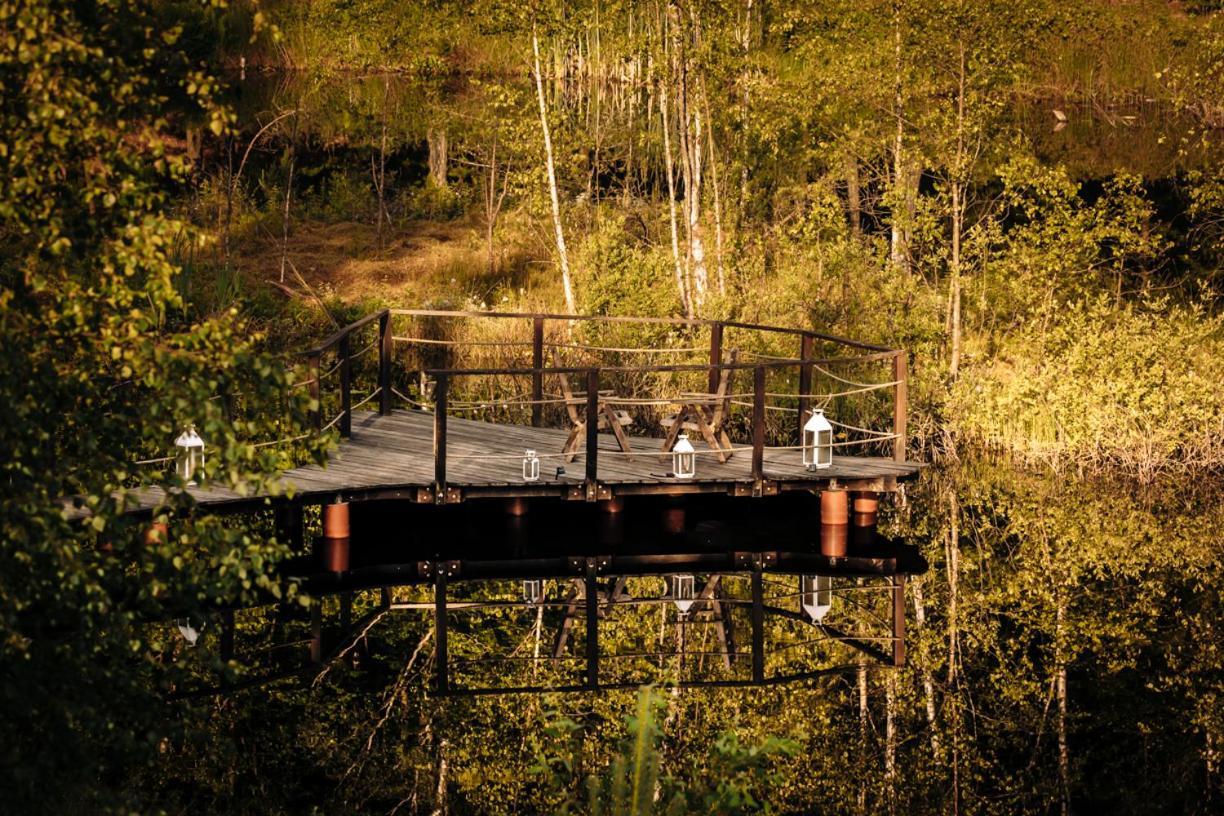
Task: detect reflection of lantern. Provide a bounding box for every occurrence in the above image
[176,617,204,646]
[672,434,696,479]
[802,410,833,470]
[671,574,696,614]
[800,574,833,622]
[523,579,544,605]
[175,427,206,484]
[522,449,540,482]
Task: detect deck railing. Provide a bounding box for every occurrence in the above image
[295,308,909,494]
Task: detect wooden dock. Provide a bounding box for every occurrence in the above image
[76,307,921,517]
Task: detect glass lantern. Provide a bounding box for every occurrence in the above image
[672,434,696,479]
[671,574,696,615]
[802,409,833,471]
[800,574,833,623]
[174,426,206,485]
[522,579,544,605]
[522,449,540,482]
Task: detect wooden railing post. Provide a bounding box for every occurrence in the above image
[585,368,599,491]
[378,310,392,416]
[708,321,724,393]
[585,558,599,690]
[532,317,545,427]
[308,352,322,433]
[751,365,766,486]
[892,351,908,462]
[797,332,814,439]
[433,373,448,499]
[434,566,449,694]
[750,559,765,683]
[339,332,352,438]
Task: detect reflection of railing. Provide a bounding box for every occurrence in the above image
[298,307,909,485]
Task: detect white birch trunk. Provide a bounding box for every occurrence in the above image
[532,27,577,314]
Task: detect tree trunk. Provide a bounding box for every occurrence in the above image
[846,153,862,238]
[885,672,897,816]
[431,735,449,816]
[858,660,869,816]
[1056,599,1071,816]
[701,76,726,296]
[427,127,448,190]
[946,491,960,685]
[948,40,966,380]
[659,69,691,317]
[532,27,577,314]
[912,576,941,755]
[280,136,295,283]
[890,0,907,272]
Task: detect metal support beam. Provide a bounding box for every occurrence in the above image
[585,559,599,689]
[435,566,449,693]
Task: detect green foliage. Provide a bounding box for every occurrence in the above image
[0,2,325,811]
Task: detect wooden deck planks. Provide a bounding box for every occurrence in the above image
[93,408,921,516]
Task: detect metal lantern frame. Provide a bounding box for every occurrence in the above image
[672,433,696,479]
[802,409,833,471]
[175,426,206,485]
[522,579,544,605]
[800,574,834,623]
[522,449,540,482]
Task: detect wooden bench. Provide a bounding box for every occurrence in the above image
[555,375,634,463]
[659,350,737,463]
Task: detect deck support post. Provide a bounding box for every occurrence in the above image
[308,353,321,432]
[339,332,352,438]
[531,318,545,427]
[751,366,766,491]
[435,566,449,694]
[708,321,724,393]
[798,333,814,439]
[433,373,448,502]
[893,351,907,463]
[378,310,392,416]
[585,558,599,690]
[750,558,765,683]
[585,369,599,497]
[892,575,906,667]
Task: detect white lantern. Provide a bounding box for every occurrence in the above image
[671,574,696,615]
[174,426,206,485]
[802,409,833,470]
[672,434,696,479]
[522,449,540,482]
[175,617,204,646]
[800,574,833,623]
[523,579,544,605]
